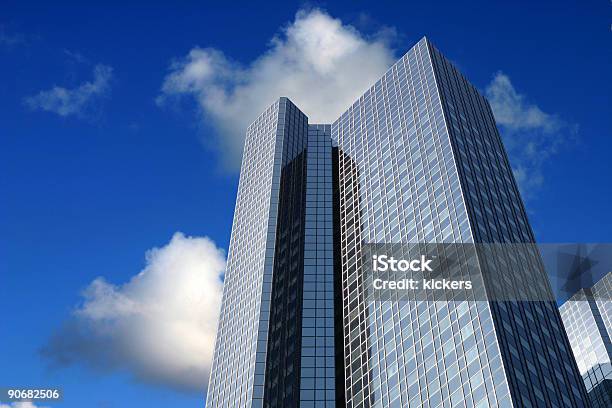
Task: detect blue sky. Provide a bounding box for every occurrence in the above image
[1,1,610,407]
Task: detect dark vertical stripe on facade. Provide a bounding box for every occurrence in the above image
[332,146,347,408]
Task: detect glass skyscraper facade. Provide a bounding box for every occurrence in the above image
[560,272,612,408]
[207,37,590,407]
[207,99,342,408]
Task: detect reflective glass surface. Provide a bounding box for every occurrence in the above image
[207,38,590,408]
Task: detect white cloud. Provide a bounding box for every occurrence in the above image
[42,232,225,394]
[0,25,26,48]
[156,8,570,195]
[486,72,576,197]
[0,403,47,408]
[24,64,113,117]
[157,8,396,169]
[486,72,561,133]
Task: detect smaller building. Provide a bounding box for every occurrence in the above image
[560,272,612,408]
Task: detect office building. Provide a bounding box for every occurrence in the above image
[206,37,590,408]
[560,272,612,408]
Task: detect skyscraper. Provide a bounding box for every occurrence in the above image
[207,37,590,408]
[560,272,612,408]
